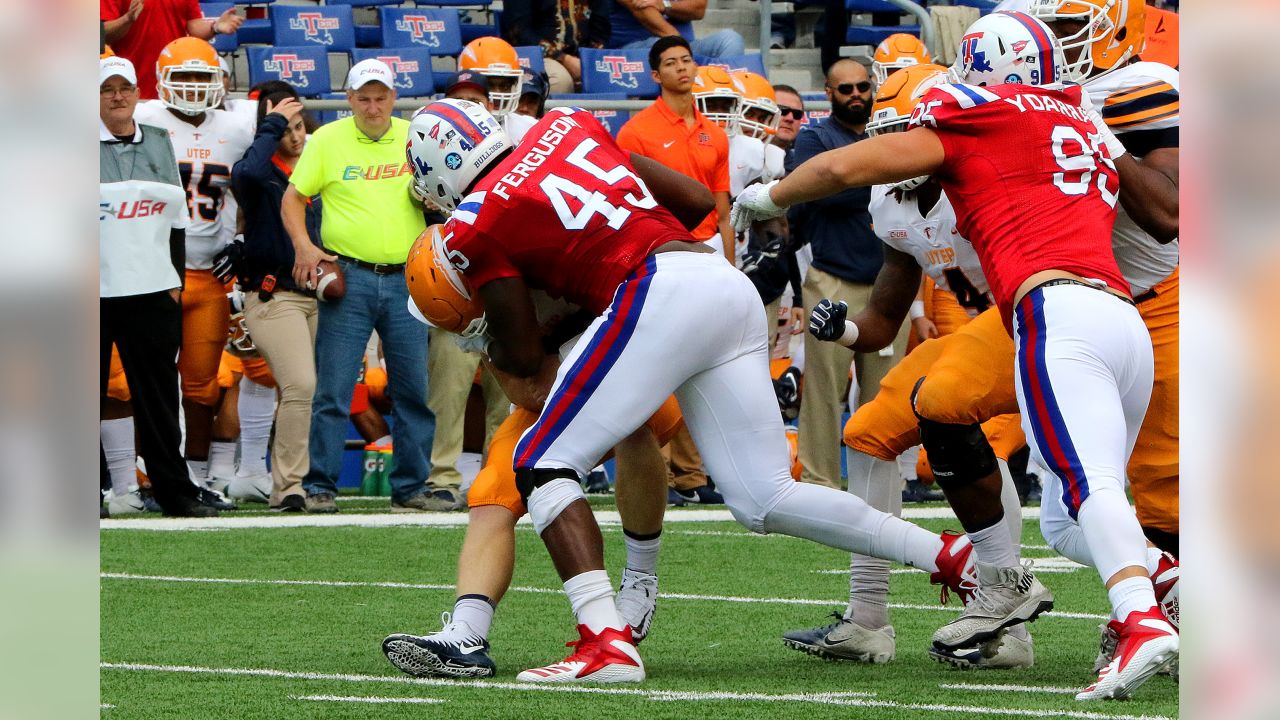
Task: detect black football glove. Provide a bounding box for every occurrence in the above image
[211,237,245,284]
[808,299,848,342]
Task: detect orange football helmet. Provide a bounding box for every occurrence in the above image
[692,66,744,136]
[871,33,931,86]
[866,63,948,137]
[406,225,486,337]
[101,45,115,59]
[733,71,779,141]
[156,37,224,115]
[459,37,523,116]
[1029,0,1146,81]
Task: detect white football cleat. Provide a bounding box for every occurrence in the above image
[931,561,1054,650]
[1076,607,1178,701]
[104,487,145,516]
[615,569,658,643]
[929,627,1033,669]
[227,472,271,503]
[517,625,644,684]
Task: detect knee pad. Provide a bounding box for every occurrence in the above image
[521,472,586,535]
[912,378,996,488]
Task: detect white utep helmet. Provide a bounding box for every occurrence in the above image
[406,99,510,213]
[950,11,1067,87]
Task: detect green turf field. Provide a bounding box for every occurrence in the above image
[100,500,1178,719]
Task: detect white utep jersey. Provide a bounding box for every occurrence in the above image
[869,185,992,314]
[1084,62,1180,296]
[763,143,785,183]
[134,101,254,269]
[729,134,766,198]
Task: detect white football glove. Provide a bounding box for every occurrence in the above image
[731,180,785,233]
[1080,91,1127,160]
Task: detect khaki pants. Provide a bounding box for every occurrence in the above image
[764,296,782,353]
[243,291,318,505]
[545,57,574,94]
[798,266,909,489]
[427,326,509,490]
[664,425,707,491]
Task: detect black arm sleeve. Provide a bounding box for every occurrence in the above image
[170,228,186,287]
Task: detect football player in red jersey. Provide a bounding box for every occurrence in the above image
[405,99,987,684]
[733,11,1176,702]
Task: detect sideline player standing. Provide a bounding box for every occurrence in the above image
[405,99,984,684]
[134,37,251,498]
[733,11,1177,701]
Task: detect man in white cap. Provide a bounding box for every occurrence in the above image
[100,56,220,517]
[281,59,443,513]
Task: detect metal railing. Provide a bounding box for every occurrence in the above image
[272,97,833,113]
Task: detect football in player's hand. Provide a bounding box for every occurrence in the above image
[312,260,346,301]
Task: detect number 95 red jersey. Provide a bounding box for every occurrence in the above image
[441,108,692,314]
[909,82,1127,327]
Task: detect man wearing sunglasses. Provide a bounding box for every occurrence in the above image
[772,85,805,152]
[778,60,911,589]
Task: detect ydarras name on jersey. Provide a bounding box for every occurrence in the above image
[1001,93,1087,123]
[492,115,583,200]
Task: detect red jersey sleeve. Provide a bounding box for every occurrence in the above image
[440,217,520,291]
[100,0,124,20]
[908,83,1001,173]
[184,0,204,22]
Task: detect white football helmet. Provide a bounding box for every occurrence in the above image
[950,11,1066,87]
[406,99,510,213]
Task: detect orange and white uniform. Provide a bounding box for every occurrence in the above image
[133,101,252,406]
[845,186,1024,463]
[1084,61,1181,535]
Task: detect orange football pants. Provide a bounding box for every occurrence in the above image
[468,395,685,517]
[179,269,231,406]
[107,345,131,402]
[844,305,1024,464]
[1129,267,1179,534]
[217,351,277,389]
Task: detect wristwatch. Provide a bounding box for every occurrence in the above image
[662,0,673,11]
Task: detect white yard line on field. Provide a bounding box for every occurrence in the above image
[100,506,1042,531]
[817,557,1086,576]
[101,662,1170,720]
[100,572,1108,620]
[941,683,1082,695]
[291,694,445,705]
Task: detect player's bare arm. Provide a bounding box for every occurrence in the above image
[478,277,546,378]
[483,355,560,412]
[1112,149,1178,243]
[282,185,336,287]
[772,129,945,209]
[629,153,715,230]
[811,244,921,350]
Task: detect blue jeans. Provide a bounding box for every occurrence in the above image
[623,29,747,58]
[304,261,434,502]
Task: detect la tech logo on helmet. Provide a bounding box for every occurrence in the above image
[960,33,993,73]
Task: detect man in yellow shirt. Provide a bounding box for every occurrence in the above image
[282,59,442,513]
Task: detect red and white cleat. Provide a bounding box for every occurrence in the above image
[1076,607,1178,701]
[929,530,978,605]
[516,625,645,684]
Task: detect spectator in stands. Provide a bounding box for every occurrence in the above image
[282,60,441,513]
[502,0,611,94]
[788,59,909,491]
[516,69,551,118]
[617,36,729,506]
[100,0,244,100]
[99,56,217,517]
[610,0,745,58]
[231,82,321,513]
[417,73,514,510]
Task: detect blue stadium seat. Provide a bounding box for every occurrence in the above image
[352,47,437,96]
[415,0,493,7]
[247,46,331,97]
[845,0,903,11]
[200,4,239,53]
[694,53,767,76]
[589,109,632,137]
[514,46,546,74]
[459,19,500,44]
[312,93,356,126]
[846,26,919,46]
[379,8,463,56]
[327,0,403,6]
[579,48,658,98]
[549,93,628,101]
[272,5,356,54]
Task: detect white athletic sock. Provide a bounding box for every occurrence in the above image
[186,459,209,484]
[997,459,1023,558]
[451,595,495,639]
[897,445,920,482]
[1145,545,1165,576]
[1108,575,1158,621]
[844,451,899,628]
[623,531,661,576]
[101,418,136,495]
[968,516,1019,568]
[564,570,625,634]
[207,440,237,480]
[236,376,276,476]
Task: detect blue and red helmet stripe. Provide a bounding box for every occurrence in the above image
[1003,11,1058,84]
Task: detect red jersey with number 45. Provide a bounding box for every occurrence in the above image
[908,82,1127,327]
[441,108,691,314]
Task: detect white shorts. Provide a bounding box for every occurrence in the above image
[1012,282,1153,523]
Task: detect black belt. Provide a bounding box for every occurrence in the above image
[1132,288,1158,305]
[1032,278,1135,306]
[338,254,404,275]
